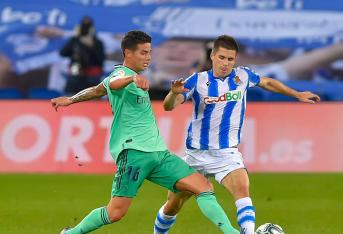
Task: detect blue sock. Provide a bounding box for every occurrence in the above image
[153,205,177,234]
[236,197,255,234]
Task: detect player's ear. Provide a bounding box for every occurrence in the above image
[124,48,132,58]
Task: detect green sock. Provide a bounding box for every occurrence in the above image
[196,192,240,234]
[67,207,111,234]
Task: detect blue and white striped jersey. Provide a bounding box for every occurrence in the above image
[182,66,260,150]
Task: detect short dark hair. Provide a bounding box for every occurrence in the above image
[121,30,152,55]
[213,35,239,53]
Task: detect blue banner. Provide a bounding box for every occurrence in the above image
[1,0,343,73]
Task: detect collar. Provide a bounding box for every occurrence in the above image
[209,69,236,81]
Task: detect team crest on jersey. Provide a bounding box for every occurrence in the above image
[116,69,125,77]
[233,76,242,85]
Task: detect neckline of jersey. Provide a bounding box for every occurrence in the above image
[209,69,236,81]
[116,64,139,74]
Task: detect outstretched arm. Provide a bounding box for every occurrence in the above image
[258,77,320,103]
[163,79,188,111]
[51,82,107,111]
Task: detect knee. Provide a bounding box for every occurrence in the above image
[233,183,250,198]
[196,180,213,195]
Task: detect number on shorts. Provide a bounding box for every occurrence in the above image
[127,166,140,181]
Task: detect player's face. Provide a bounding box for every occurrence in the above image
[211,47,237,78]
[125,43,152,72]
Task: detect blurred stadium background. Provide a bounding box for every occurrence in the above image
[0,0,343,233]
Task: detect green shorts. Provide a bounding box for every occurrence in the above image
[111,149,195,197]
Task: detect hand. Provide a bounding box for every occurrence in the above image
[51,97,73,111]
[133,74,149,91]
[296,91,321,104]
[36,26,64,38]
[171,78,189,94]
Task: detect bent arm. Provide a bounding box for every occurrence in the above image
[109,74,149,91]
[163,92,185,111]
[109,76,135,90]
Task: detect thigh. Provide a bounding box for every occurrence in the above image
[147,151,196,193]
[111,149,156,198]
[186,149,246,184]
[174,172,212,195]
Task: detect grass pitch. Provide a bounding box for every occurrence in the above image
[0,173,342,234]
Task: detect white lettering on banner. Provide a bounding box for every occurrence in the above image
[294,140,313,163]
[140,7,343,41]
[55,117,93,162]
[1,7,42,24]
[236,0,277,9]
[240,118,256,163]
[259,139,313,164]
[0,7,66,26]
[70,0,182,6]
[99,117,112,163]
[47,8,67,26]
[236,0,303,10]
[7,34,48,56]
[1,115,51,163]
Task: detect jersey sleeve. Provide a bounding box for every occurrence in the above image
[102,66,135,91]
[182,73,198,102]
[241,66,261,88]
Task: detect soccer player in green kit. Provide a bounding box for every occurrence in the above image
[51,30,239,234]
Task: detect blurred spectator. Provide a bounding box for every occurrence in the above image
[59,16,105,94]
[0,54,15,88]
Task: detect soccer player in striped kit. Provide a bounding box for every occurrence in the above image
[53,31,239,234]
[153,35,320,234]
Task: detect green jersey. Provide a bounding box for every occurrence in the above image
[103,65,167,160]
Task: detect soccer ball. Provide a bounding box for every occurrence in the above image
[255,223,285,234]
